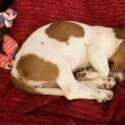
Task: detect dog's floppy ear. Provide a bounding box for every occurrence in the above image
[113,28,125,39]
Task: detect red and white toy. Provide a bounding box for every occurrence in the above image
[0,8,17,28]
[0,9,18,70]
[0,35,18,70]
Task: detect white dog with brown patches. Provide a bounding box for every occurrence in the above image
[11,21,125,103]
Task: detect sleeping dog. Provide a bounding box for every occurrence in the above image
[11,21,125,103]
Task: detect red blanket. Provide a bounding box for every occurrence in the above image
[1,0,125,124]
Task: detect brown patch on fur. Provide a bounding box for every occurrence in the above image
[45,21,84,42]
[16,54,59,81]
[113,28,125,39]
[110,41,125,71]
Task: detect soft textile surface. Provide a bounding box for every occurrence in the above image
[0,0,125,124]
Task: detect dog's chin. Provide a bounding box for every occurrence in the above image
[109,71,125,83]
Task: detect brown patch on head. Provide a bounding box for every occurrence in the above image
[110,41,125,72]
[113,28,125,39]
[16,54,59,81]
[45,21,84,42]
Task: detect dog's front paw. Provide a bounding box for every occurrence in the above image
[96,77,116,89]
[96,90,113,103]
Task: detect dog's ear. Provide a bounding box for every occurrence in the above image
[113,28,125,39]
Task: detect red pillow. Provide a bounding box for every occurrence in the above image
[11,0,125,45]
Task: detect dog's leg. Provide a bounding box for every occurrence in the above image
[56,63,113,103]
[75,44,116,89]
[75,67,104,81]
[79,77,116,89]
[88,42,110,76]
[78,43,110,80]
[75,58,111,81]
[75,67,116,89]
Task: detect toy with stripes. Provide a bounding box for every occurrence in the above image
[0,9,18,70]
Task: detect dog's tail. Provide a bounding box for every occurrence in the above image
[11,76,63,96]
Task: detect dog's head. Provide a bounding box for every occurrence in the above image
[109,28,125,82]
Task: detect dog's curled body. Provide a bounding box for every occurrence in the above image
[11,21,124,103]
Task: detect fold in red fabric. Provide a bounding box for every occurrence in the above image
[1,0,125,124]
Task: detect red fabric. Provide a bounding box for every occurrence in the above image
[1,0,125,124]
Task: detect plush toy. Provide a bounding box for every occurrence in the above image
[0,8,17,28]
[0,9,18,70]
[0,35,18,70]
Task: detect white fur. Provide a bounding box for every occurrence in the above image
[11,21,122,102]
